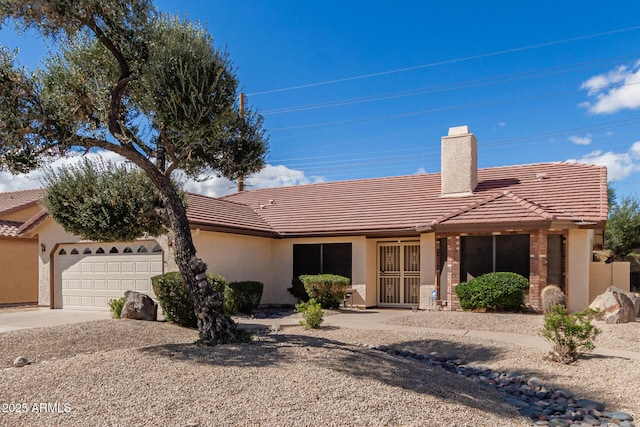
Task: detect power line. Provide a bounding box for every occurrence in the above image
[268,81,640,132]
[248,25,640,96]
[262,53,640,115]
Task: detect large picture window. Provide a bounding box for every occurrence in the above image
[460,235,530,281]
[293,243,352,279]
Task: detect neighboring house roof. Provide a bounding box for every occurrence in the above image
[222,162,607,237]
[0,189,45,217]
[0,219,23,237]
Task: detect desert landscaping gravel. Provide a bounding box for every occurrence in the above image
[0,312,638,426]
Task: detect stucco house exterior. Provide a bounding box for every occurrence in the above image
[0,189,43,305]
[13,126,608,313]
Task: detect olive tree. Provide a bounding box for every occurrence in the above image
[0,0,268,345]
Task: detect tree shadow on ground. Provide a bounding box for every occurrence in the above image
[139,332,533,421]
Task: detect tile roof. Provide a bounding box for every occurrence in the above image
[185,193,275,236]
[0,189,45,216]
[0,219,23,237]
[222,162,607,236]
[2,162,607,239]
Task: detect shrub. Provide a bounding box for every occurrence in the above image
[540,305,601,364]
[299,274,350,309]
[151,272,227,328]
[108,296,125,319]
[296,298,324,329]
[287,277,310,302]
[541,285,565,314]
[455,272,530,311]
[225,281,264,314]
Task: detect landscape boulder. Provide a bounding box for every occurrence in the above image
[120,291,158,321]
[589,286,636,324]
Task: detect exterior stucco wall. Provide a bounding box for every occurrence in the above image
[271,236,368,306]
[0,237,38,304]
[589,262,630,304]
[567,229,593,313]
[192,231,276,303]
[419,233,436,309]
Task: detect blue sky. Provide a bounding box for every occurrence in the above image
[2,1,640,199]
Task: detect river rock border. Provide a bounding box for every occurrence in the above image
[356,343,635,427]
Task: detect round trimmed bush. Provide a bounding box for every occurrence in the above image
[455,272,530,311]
[151,272,226,328]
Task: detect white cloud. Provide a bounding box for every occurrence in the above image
[414,167,427,175]
[0,151,127,193]
[580,61,640,114]
[180,164,324,197]
[497,122,507,128]
[568,141,640,181]
[0,152,321,198]
[568,134,592,145]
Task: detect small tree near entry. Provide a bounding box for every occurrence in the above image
[0,1,268,345]
[605,195,640,262]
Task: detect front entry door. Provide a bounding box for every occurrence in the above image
[378,242,420,306]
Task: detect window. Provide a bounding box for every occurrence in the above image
[461,235,529,281]
[547,234,565,290]
[70,248,79,255]
[293,243,352,279]
[109,247,119,253]
[83,248,92,254]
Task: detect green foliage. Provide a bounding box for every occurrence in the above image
[455,272,530,311]
[540,305,601,364]
[152,272,227,328]
[108,296,125,319]
[605,195,640,259]
[43,159,172,241]
[295,298,324,329]
[225,281,263,314]
[287,277,310,302]
[299,274,350,309]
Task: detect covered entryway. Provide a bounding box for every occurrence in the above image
[377,241,420,307]
[54,241,163,310]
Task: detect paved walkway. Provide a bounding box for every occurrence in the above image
[1,307,638,360]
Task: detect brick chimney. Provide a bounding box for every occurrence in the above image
[441,125,478,196]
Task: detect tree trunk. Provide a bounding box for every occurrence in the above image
[154,173,245,345]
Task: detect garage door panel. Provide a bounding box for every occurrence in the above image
[56,242,163,311]
[121,261,134,273]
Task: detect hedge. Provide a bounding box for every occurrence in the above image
[455,272,530,311]
[299,274,350,309]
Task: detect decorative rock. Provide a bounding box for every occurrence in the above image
[506,397,530,408]
[576,399,605,412]
[609,412,634,421]
[362,342,634,427]
[120,291,158,321]
[589,286,636,324]
[13,356,30,367]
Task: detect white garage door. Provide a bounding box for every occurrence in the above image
[55,241,164,310]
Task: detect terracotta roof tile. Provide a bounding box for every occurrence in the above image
[186,193,275,236]
[0,219,23,237]
[0,189,45,216]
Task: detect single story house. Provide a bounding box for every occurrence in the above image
[13,126,608,313]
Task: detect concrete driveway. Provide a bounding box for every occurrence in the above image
[0,307,110,333]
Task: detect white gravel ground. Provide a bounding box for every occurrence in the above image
[0,313,638,427]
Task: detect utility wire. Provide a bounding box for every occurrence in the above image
[262,53,640,115]
[248,25,640,96]
[269,81,640,132]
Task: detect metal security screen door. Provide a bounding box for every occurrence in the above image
[378,242,420,306]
